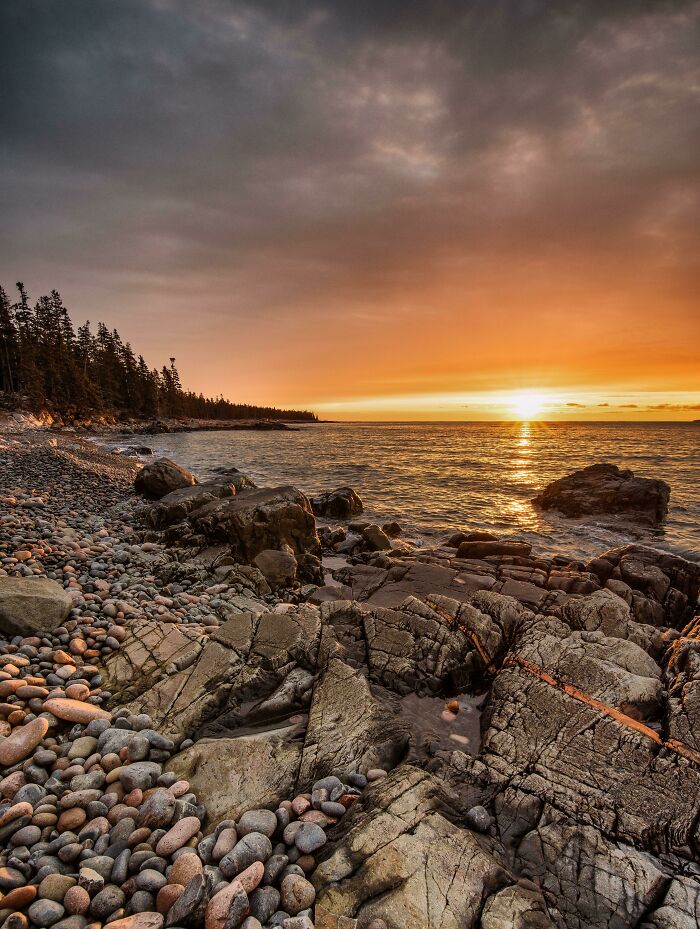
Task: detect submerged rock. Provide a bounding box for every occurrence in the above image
[533,463,670,524]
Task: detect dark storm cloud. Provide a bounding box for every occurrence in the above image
[0,0,698,404]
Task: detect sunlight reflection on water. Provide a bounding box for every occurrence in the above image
[117,421,700,562]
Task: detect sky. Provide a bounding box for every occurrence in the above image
[1,0,699,420]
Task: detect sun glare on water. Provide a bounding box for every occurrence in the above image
[510,391,547,420]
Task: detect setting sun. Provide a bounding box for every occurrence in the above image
[511,391,547,420]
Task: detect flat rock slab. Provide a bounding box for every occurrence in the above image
[165,732,302,830]
[0,576,73,637]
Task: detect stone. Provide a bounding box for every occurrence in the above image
[0,717,49,766]
[166,735,301,830]
[104,916,165,929]
[0,577,73,637]
[205,881,249,929]
[28,900,65,927]
[155,816,201,856]
[145,482,240,530]
[187,486,320,565]
[252,551,297,589]
[294,823,326,854]
[237,809,278,839]
[298,658,408,784]
[219,833,272,878]
[310,488,363,519]
[134,458,197,499]
[38,875,77,902]
[533,463,670,524]
[361,525,392,551]
[279,875,315,915]
[42,698,111,724]
[456,540,532,559]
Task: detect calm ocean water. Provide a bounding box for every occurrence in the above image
[114,422,700,563]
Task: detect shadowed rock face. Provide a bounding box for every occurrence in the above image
[143,478,254,530]
[311,487,363,519]
[167,485,321,564]
[533,463,670,524]
[101,541,700,929]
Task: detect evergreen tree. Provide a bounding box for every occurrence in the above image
[0,281,318,423]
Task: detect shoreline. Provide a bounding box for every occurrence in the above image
[1,430,700,928]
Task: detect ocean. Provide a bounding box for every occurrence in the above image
[110,421,700,563]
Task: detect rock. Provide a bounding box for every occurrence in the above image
[166,735,302,829]
[42,698,111,724]
[279,875,315,915]
[135,458,197,499]
[28,900,65,927]
[455,540,532,559]
[155,816,201,856]
[314,766,508,928]
[38,875,77,902]
[253,551,297,589]
[205,881,249,929]
[0,576,73,637]
[105,916,165,929]
[187,486,320,565]
[533,463,670,524]
[238,810,278,839]
[294,823,326,854]
[0,717,49,765]
[145,481,242,530]
[310,488,363,519]
[298,658,408,784]
[361,525,392,551]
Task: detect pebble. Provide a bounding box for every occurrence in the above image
[155,815,201,856]
[0,439,387,929]
[0,717,49,765]
[279,875,315,915]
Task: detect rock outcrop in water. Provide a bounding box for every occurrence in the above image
[1,430,700,929]
[533,462,671,524]
[310,488,363,520]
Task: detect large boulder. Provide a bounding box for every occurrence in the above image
[311,487,363,519]
[533,463,670,524]
[144,479,252,530]
[134,457,197,499]
[0,577,73,637]
[188,485,321,563]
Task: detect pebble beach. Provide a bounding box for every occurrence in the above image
[0,429,384,929]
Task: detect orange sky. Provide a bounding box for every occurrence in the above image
[1,1,699,420]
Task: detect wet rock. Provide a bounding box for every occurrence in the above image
[310,488,363,520]
[533,463,670,524]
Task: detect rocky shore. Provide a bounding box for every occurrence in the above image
[1,429,700,929]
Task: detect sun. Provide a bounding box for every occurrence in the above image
[510,390,547,420]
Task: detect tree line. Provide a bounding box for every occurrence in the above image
[0,283,317,422]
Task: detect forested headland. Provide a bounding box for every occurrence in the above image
[0,283,317,423]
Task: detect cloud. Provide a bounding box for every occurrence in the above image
[0,0,698,406]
